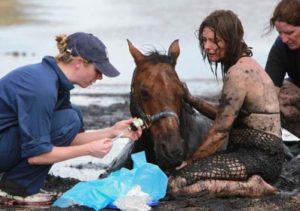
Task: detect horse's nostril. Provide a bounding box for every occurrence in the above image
[174,150,183,158]
[169,148,183,158]
[161,143,183,162]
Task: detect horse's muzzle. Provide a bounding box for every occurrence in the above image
[154,133,185,169]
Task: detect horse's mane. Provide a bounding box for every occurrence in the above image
[144,50,174,65]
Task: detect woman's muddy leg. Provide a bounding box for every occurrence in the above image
[169,175,277,198]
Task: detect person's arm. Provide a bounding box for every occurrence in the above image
[182,82,218,119]
[28,138,112,165]
[71,118,142,146]
[188,67,247,162]
[15,79,57,159]
[265,37,288,87]
[28,118,143,165]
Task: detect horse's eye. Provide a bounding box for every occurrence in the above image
[140,88,150,101]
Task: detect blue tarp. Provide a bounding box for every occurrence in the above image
[53,151,168,210]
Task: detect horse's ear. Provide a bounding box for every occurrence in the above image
[127,39,144,64]
[168,39,180,66]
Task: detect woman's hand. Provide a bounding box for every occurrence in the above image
[127,125,142,141]
[175,160,192,170]
[89,138,113,158]
[181,81,193,102]
[112,118,143,141]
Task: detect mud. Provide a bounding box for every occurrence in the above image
[1,93,300,210]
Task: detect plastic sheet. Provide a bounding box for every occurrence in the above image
[53,151,168,210]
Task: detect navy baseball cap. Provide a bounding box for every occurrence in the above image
[67,32,120,77]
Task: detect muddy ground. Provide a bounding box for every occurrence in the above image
[2,94,300,210]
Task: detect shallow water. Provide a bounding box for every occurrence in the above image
[0,0,278,95]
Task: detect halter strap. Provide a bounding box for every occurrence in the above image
[131,93,179,129]
[151,111,179,123]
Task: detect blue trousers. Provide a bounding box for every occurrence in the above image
[0,107,83,196]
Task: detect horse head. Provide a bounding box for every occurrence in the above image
[128,39,211,170]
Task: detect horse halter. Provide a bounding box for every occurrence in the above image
[130,92,179,130]
[130,69,179,130]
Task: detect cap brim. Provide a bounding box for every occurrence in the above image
[95,61,120,78]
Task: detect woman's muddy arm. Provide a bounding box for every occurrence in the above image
[182,82,218,119]
[189,68,248,162]
[185,95,218,120]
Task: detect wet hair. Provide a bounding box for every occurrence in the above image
[197,10,252,78]
[55,34,90,64]
[269,0,300,30]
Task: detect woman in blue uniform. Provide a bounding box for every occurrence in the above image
[0,32,142,205]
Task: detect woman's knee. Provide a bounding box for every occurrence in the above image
[51,108,83,146]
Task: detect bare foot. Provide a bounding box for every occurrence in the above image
[243,175,278,197]
[168,175,278,198]
[168,176,187,193]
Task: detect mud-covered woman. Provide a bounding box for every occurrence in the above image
[168,10,284,197]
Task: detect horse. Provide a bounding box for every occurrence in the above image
[127,39,212,171]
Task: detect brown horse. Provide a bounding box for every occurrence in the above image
[127,39,212,171]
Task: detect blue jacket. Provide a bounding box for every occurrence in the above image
[0,56,74,158]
